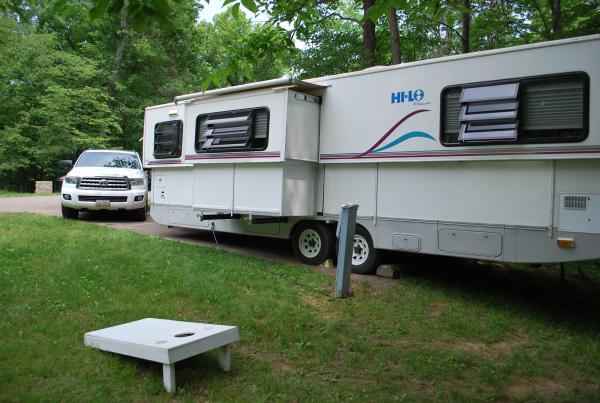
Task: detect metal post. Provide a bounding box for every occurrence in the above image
[336,203,359,298]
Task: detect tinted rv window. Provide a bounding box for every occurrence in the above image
[441,72,588,146]
[153,120,183,159]
[195,108,269,153]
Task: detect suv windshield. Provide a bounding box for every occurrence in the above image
[76,152,141,169]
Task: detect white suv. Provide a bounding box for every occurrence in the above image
[60,150,148,220]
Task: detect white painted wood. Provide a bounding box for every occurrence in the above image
[219,345,231,372]
[84,318,240,393]
[163,364,176,394]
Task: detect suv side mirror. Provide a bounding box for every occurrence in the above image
[58,160,73,169]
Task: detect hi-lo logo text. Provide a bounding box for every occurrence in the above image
[391,89,425,104]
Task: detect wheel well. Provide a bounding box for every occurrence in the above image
[289,219,325,236]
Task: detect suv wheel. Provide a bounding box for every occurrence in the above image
[133,206,147,221]
[61,205,79,219]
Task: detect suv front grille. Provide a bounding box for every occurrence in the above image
[78,177,130,190]
[78,196,128,202]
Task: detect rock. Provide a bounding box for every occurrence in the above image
[35,181,53,193]
[376,264,402,279]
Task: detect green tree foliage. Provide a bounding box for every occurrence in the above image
[0,17,118,190]
[199,9,296,88]
[0,1,291,190]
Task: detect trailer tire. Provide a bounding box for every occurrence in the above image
[336,225,379,275]
[61,205,79,219]
[291,221,334,266]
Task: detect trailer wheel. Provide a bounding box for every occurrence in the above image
[61,205,79,219]
[291,221,334,266]
[337,225,379,275]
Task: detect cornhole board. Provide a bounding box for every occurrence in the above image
[84,318,240,393]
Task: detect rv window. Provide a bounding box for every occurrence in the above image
[195,108,269,153]
[153,120,183,159]
[441,72,588,146]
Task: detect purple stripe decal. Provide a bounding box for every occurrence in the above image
[147,160,182,165]
[321,146,600,160]
[185,152,280,160]
[355,109,430,158]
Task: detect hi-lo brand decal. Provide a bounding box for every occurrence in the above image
[391,89,430,106]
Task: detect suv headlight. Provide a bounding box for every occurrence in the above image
[129,178,145,187]
[64,176,79,185]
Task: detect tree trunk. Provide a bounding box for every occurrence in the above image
[110,12,130,99]
[548,0,561,37]
[18,168,26,192]
[462,0,471,53]
[363,0,377,67]
[389,7,402,64]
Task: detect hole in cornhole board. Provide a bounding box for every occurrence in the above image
[174,332,195,338]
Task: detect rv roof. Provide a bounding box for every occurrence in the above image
[173,77,326,104]
[307,34,600,83]
[167,34,598,107]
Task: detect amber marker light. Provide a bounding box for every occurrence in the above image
[556,238,576,248]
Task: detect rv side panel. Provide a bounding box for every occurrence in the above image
[323,164,377,218]
[233,163,283,215]
[376,161,552,227]
[192,164,234,213]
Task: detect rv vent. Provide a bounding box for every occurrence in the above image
[458,83,519,143]
[154,120,183,159]
[564,195,587,210]
[196,107,269,152]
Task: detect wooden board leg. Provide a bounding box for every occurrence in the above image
[219,345,231,371]
[163,363,176,393]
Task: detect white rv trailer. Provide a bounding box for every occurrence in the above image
[143,35,600,274]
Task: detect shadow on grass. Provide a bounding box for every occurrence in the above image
[110,352,234,391]
[77,210,147,222]
[393,252,600,333]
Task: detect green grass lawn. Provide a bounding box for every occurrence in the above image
[0,190,56,197]
[1,214,599,401]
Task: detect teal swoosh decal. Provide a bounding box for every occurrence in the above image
[372,131,435,153]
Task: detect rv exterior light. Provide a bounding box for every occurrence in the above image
[168,109,178,116]
[556,238,576,248]
[64,176,79,185]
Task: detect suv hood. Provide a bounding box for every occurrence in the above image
[67,167,144,178]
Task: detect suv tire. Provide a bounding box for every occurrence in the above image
[61,205,79,219]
